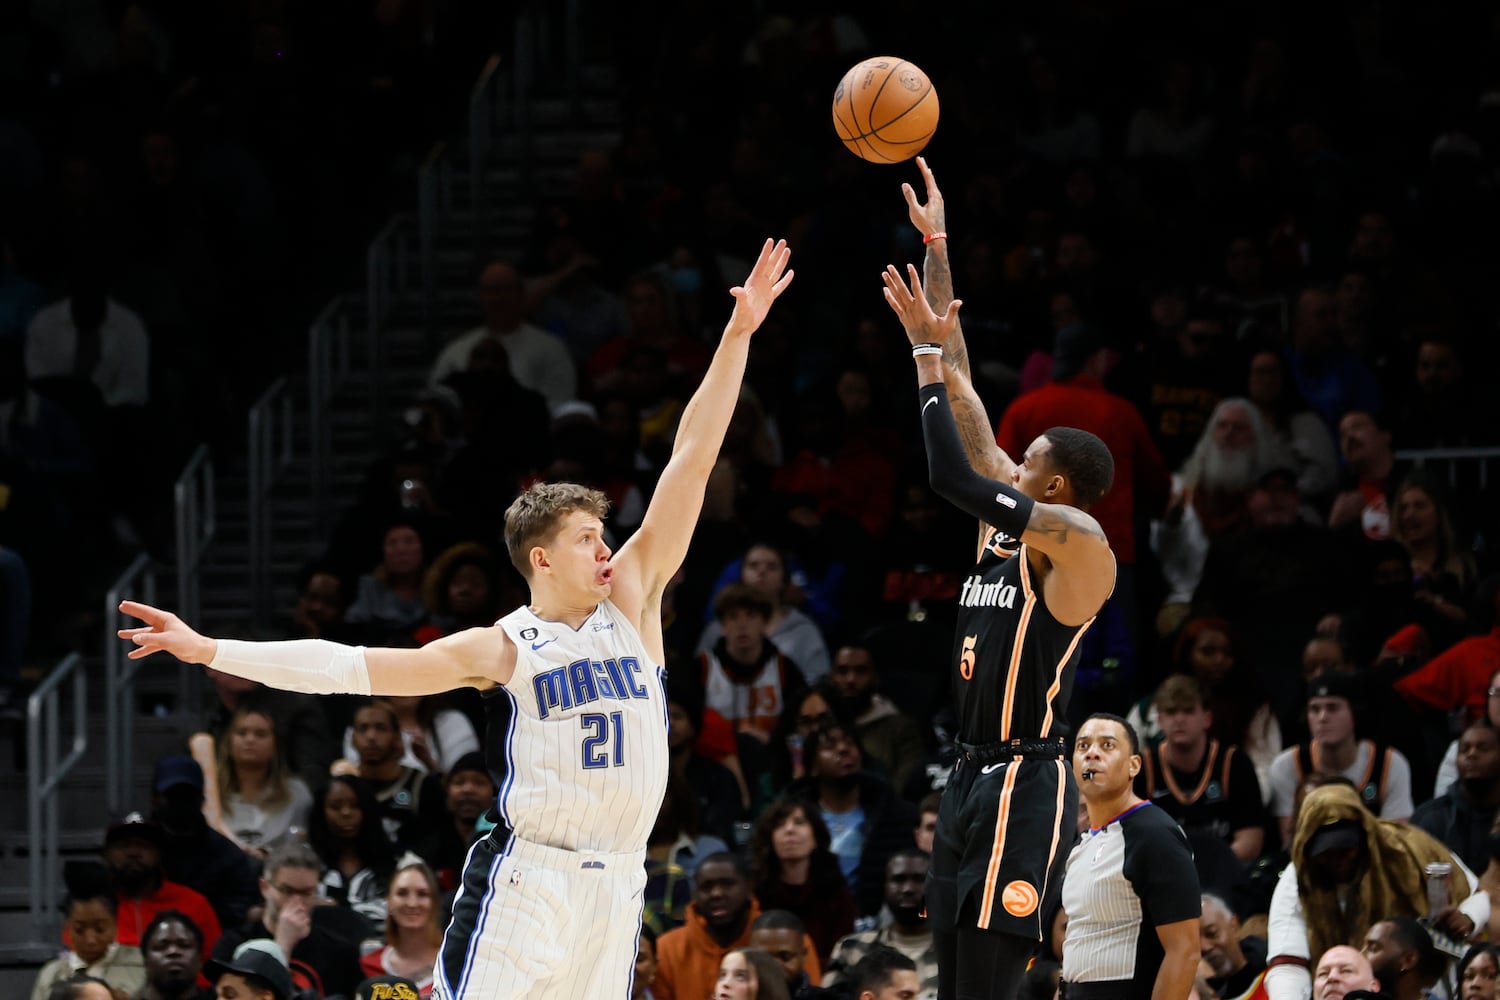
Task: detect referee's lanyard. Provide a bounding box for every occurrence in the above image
[1087,799,1151,836]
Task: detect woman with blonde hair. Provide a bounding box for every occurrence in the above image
[217,703,312,855]
[359,856,443,997]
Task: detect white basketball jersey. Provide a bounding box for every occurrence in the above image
[486,600,669,853]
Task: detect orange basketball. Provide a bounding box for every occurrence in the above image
[832,57,939,163]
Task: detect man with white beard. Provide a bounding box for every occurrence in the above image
[1153,397,1290,631]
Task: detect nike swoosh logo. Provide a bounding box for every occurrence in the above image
[530,638,556,651]
[922,396,939,413]
[981,762,1004,775]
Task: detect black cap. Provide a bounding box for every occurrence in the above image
[204,945,293,1000]
[1307,819,1364,858]
[1256,464,1299,490]
[104,812,166,849]
[1052,324,1106,380]
[1306,671,1358,706]
[153,754,204,793]
[355,976,422,1000]
[446,751,494,787]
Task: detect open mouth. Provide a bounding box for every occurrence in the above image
[598,567,614,586]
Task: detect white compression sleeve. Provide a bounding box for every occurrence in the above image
[209,638,372,696]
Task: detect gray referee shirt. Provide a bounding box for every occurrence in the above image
[1061,801,1201,999]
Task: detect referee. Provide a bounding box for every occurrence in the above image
[1060,714,1201,1000]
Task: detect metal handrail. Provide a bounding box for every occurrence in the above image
[417,141,453,340]
[28,652,88,944]
[308,297,352,540]
[104,554,156,815]
[247,377,293,632]
[173,444,214,716]
[1395,446,1500,489]
[468,54,504,262]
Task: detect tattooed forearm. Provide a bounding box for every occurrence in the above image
[1027,504,1108,545]
[949,394,1000,478]
[924,244,972,379]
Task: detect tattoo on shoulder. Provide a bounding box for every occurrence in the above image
[1027,505,1107,545]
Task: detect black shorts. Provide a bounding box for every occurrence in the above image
[927,742,1078,939]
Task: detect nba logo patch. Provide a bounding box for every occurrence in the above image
[510,869,523,886]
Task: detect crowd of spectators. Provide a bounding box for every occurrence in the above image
[22,2,1500,999]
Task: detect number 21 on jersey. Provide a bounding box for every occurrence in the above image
[581,712,625,768]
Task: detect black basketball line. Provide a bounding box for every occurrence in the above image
[872,84,935,135]
[844,71,863,140]
[832,98,859,141]
[863,59,906,136]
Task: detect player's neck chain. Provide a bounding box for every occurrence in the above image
[1160,739,1218,806]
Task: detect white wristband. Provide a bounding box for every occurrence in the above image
[210,638,373,696]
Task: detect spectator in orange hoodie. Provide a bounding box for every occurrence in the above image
[654,853,820,1000]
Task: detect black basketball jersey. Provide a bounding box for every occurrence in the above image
[951,528,1092,744]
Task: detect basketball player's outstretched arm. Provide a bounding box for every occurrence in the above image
[117,599,517,693]
[902,157,1014,484]
[609,239,794,620]
[884,264,1114,625]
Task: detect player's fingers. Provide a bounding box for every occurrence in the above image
[771,269,794,294]
[901,183,921,210]
[917,156,936,190]
[883,265,912,302]
[944,299,964,323]
[906,263,926,299]
[118,599,159,622]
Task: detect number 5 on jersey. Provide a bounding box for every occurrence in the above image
[581,712,625,769]
[960,634,978,680]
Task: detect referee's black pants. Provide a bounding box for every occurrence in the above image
[934,896,1037,1000]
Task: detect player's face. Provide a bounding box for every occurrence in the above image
[388,867,434,932]
[747,928,804,984]
[540,511,613,598]
[1306,696,1354,745]
[1011,436,1063,503]
[1072,719,1139,799]
[870,970,921,1000]
[694,862,750,930]
[714,952,756,1000]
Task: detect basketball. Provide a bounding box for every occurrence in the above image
[832,57,939,163]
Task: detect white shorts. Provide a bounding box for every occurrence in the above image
[434,831,647,999]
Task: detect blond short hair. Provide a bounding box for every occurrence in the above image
[502,482,610,578]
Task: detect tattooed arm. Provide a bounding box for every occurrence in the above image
[902,157,1013,483]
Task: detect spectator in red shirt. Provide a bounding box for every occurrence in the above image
[996,322,1171,715]
[97,814,222,962]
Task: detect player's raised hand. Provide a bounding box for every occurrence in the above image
[727,238,794,335]
[882,263,962,347]
[117,600,216,664]
[902,156,946,238]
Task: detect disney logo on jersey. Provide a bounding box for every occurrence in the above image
[534,656,651,719]
[959,574,1019,609]
[591,621,615,632]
